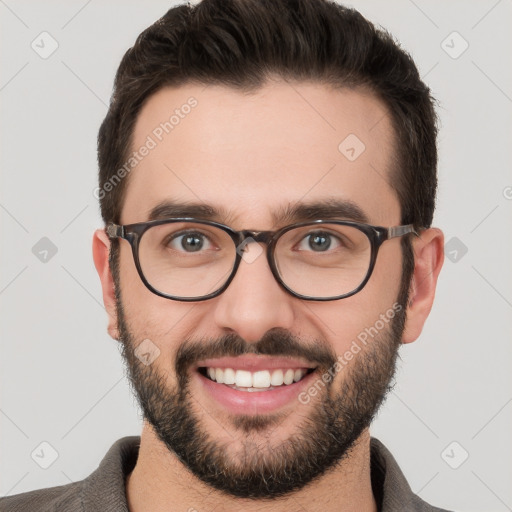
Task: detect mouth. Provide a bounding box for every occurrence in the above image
[197,366,316,391]
[194,356,319,414]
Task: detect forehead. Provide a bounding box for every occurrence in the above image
[122,80,400,228]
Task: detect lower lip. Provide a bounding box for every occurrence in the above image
[196,370,317,415]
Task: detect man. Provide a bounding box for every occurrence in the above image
[1,0,447,510]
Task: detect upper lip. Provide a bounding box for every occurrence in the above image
[196,355,317,372]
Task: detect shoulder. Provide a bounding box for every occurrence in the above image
[0,436,140,512]
[0,480,84,512]
[370,437,453,512]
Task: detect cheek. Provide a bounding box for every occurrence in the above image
[368,241,404,304]
[117,242,198,357]
[118,241,146,299]
[307,247,403,355]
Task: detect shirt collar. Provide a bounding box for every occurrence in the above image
[80,436,448,512]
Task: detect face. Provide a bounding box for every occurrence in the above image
[110,81,409,498]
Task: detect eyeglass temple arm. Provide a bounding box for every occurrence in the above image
[387,224,419,239]
[106,223,124,239]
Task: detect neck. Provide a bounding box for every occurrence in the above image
[126,422,377,512]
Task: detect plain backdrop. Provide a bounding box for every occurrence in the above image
[1,1,511,511]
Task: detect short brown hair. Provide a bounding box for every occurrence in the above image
[97,0,438,230]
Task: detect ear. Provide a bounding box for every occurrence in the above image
[402,227,444,344]
[92,228,119,340]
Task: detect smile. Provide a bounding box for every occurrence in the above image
[198,366,315,391]
[194,355,318,414]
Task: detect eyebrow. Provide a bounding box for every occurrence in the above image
[147,197,369,226]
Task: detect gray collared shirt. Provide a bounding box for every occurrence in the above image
[0,436,452,511]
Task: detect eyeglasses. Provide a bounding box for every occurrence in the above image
[106,218,416,302]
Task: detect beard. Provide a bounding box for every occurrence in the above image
[112,237,412,500]
[116,305,406,500]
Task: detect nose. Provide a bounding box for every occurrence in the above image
[213,241,296,343]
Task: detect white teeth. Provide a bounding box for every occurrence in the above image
[223,367,236,385]
[252,370,271,388]
[235,370,252,388]
[270,369,284,386]
[283,369,294,385]
[204,367,309,388]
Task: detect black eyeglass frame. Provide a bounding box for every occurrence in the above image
[106,218,417,302]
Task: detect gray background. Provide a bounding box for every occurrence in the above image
[1,1,511,511]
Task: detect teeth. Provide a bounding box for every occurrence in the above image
[252,370,271,388]
[235,370,252,388]
[203,367,309,389]
[283,369,294,385]
[270,369,284,386]
[223,367,236,385]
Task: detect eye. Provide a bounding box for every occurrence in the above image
[296,231,344,252]
[166,231,214,253]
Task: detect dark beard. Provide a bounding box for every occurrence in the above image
[117,300,406,499]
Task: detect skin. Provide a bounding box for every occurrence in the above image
[93,80,444,512]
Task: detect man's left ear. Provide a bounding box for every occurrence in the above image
[402,227,444,344]
[92,228,120,341]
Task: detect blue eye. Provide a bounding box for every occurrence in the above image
[297,231,343,252]
[167,231,213,253]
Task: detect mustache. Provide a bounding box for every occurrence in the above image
[175,327,337,378]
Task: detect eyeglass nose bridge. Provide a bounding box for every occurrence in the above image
[229,229,286,296]
[237,229,277,250]
[238,229,276,247]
